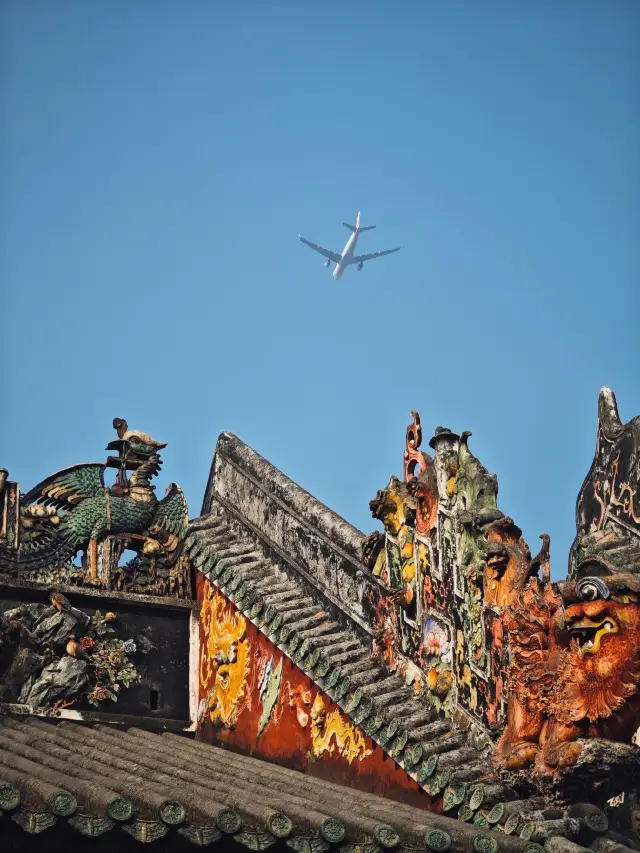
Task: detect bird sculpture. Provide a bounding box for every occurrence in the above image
[48,588,91,629]
[110,418,167,458]
[49,588,72,613]
[10,433,188,577]
[529,533,551,584]
[65,635,90,661]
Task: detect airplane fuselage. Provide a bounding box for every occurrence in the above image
[298,210,399,279]
[333,231,359,280]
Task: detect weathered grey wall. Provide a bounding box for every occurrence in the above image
[201,432,373,631]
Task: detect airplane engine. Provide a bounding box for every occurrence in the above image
[324,259,331,268]
[357,262,363,271]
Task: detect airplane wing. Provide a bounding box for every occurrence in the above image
[299,236,342,264]
[350,248,401,264]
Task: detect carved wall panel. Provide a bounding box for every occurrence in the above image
[363,413,532,731]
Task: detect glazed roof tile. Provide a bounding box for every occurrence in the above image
[0,713,546,852]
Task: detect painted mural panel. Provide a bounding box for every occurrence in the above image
[196,576,433,807]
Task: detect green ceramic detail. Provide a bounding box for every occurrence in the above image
[12,809,56,834]
[425,828,452,852]
[392,729,408,753]
[298,638,311,658]
[107,796,134,821]
[473,835,498,853]
[262,605,277,626]
[212,559,226,578]
[286,838,330,853]
[268,812,294,838]
[442,784,466,812]
[386,717,399,739]
[487,804,505,825]
[122,820,168,843]
[519,823,536,841]
[416,761,431,784]
[404,743,423,769]
[227,574,242,592]
[178,825,223,845]
[305,648,321,670]
[425,754,439,777]
[218,808,243,834]
[160,801,187,825]
[320,818,346,843]
[344,691,361,714]
[374,824,400,849]
[267,607,281,627]
[234,830,278,850]
[68,814,115,837]
[287,635,301,654]
[435,769,451,790]
[0,783,20,811]
[326,666,341,688]
[373,709,387,730]
[377,726,393,747]
[334,675,351,699]
[503,814,521,836]
[49,791,77,817]
[315,655,330,678]
[352,703,371,726]
[250,599,265,620]
[469,787,485,811]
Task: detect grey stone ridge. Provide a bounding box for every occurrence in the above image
[0,714,562,853]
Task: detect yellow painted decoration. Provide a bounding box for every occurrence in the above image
[309,694,373,764]
[372,547,387,579]
[200,581,250,728]
[400,538,414,563]
[402,562,416,584]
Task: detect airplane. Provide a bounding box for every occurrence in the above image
[298,211,400,280]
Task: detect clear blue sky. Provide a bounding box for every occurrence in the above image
[1,1,638,579]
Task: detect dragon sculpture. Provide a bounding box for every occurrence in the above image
[0,418,188,585]
[495,389,640,795]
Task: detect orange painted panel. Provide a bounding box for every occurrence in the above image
[195,573,433,808]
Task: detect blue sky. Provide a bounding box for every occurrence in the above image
[1,1,638,579]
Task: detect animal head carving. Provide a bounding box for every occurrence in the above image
[369,476,415,538]
[550,589,640,725]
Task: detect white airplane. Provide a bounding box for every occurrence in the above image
[298,211,400,280]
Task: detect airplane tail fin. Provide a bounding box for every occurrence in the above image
[343,210,376,233]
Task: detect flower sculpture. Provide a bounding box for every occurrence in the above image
[79,611,139,707]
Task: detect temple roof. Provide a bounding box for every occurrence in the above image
[0,713,536,852]
[188,434,498,798]
[186,504,494,796]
